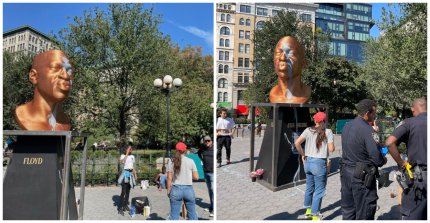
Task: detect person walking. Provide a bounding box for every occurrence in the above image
[216,107,235,167]
[340,99,387,220]
[385,98,427,220]
[167,142,199,220]
[294,112,335,220]
[117,144,137,216]
[198,136,214,217]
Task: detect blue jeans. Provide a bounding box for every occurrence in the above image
[169,185,198,220]
[205,172,214,212]
[304,157,327,215]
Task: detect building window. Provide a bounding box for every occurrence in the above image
[256,21,265,29]
[238,73,250,83]
[240,18,245,25]
[224,4,228,10]
[220,38,224,46]
[221,14,225,21]
[239,30,244,39]
[219,4,223,9]
[218,92,223,102]
[301,13,312,22]
[225,39,230,47]
[228,5,232,10]
[238,58,243,67]
[224,65,229,73]
[246,19,251,26]
[218,64,224,73]
[218,78,227,88]
[257,7,268,16]
[226,14,231,22]
[239,43,244,53]
[245,58,250,67]
[219,51,225,60]
[245,44,250,54]
[223,92,228,102]
[245,31,250,39]
[240,5,251,13]
[225,51,230,61]
[220,27,230,35]
[273,9,279,16]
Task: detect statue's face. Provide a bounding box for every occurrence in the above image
[273,37,305,79]
[31,50,73,102]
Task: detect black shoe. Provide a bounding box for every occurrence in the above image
[124,206,130,212]
[118,208,124,216]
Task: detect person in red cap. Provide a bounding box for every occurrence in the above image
[294,111,335,220]
[166,142,199,220]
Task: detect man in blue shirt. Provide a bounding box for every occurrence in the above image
[340,99,387,220]
[386,98,427,220]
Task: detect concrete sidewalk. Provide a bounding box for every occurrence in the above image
[75,181,211,220]
[216,129,402,220]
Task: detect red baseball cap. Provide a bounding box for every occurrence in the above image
[175,142,187,152]
[313,112,326,123]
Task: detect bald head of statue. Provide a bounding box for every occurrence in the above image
[269,36,311,104]
[15,50,73,131]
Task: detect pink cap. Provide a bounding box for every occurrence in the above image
[313,112,326,123]
[175,142,187,152]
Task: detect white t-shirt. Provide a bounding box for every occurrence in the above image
[167,156,197,185]
[299,127,334,159]
[217,117,235,136]
[120,154,135,170]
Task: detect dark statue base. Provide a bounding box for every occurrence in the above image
[250,103,327,192]
[3,135,78,220]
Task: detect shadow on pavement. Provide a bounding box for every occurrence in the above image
[264,209,303,220]
[377,205,401,220]
[320,200,341,220]
[112,195,121,209]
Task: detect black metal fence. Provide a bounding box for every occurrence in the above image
[71,151,163,187]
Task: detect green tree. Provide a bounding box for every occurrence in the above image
[361,3,427,116]
[245,10,330,112]
[57,4,173,144]
[3,52,34,130]
[303,57,368,120]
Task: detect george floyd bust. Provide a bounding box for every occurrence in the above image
[269,36,311,104]
[15,50,73,131]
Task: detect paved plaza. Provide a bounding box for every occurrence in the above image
[216,129,402,220]
[75,181,212,220]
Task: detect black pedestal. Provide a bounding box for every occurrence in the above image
[3,135,78,220]
[251,103,327,191]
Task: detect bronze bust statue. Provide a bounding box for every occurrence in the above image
[15,50,73,131]
[269,36,311,104]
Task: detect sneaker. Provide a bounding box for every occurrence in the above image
[209,212,214,217]
[204,208,210,212]
[311,214,323,221]
[217,163,222,168]
[305,208,312,216]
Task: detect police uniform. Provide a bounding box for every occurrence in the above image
[390,112,427,220]
[340,117,385,220]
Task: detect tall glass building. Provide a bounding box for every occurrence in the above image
[316,3,373,63]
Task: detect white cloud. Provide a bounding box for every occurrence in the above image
[165,19,213,47]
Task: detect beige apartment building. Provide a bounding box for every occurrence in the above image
[216,3,319,115]
[3,25,56,55]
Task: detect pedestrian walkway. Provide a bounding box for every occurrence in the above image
[75,181,211,220]
[216,129,401,220]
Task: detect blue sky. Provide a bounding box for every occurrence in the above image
[3,3,214,55]
[370,3,402,38]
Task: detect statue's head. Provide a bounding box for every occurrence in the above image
[29,50,73,103]
[273,36,306,79]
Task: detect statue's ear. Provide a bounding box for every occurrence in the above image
[29,68,38,85]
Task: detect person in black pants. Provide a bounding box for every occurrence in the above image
[216,107,235,168]
[340,99,387,220]
[386,98,427,220]
[118,144,137,215]
[198,136,214,217]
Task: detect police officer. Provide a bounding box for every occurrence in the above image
[340,99,387,220]
[385,98,427,220]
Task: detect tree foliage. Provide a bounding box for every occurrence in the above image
[361,3,427,115]
[3,52,34,130]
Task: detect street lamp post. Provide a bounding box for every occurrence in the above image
[333,79,337,123]
[154,75,182,166]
